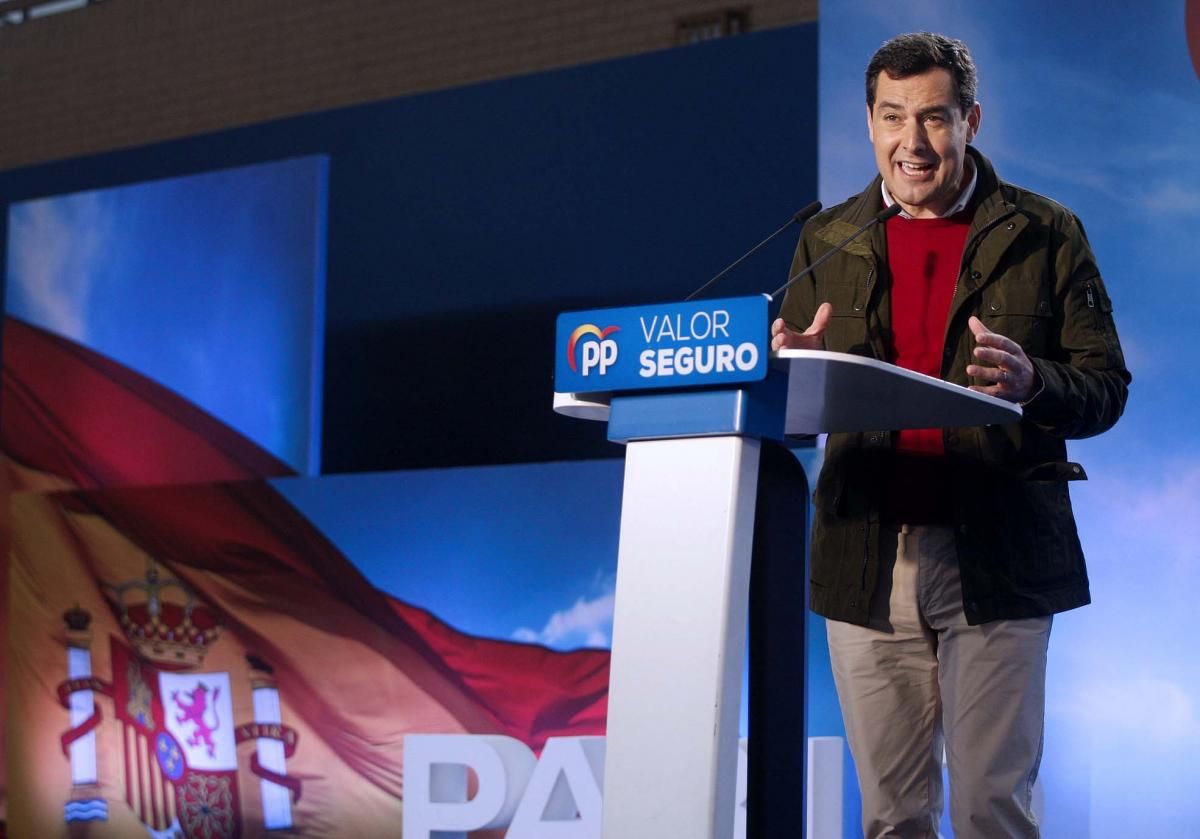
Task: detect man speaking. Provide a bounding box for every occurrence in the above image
[771,33,1130,838]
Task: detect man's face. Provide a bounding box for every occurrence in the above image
[867,67,981,218]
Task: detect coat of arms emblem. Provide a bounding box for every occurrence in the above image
[57,563,301,837]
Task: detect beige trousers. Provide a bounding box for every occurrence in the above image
[825,525,1051,839]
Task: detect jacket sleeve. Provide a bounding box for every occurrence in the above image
[1021,212,1131,439]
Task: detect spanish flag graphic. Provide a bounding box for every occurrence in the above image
[2,317,609,837]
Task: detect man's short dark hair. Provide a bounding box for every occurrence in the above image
[865,32,977,115]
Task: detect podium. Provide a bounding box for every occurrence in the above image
[554,303,1020,839]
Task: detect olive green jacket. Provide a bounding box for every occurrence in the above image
[780,147,1130,625]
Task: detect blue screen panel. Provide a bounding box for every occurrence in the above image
[5,155,329,474]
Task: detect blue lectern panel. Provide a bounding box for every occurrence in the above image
[556,295,768,394]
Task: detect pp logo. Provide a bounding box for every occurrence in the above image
[567,324,620,377]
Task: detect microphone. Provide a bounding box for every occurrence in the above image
[684,200,822,301]
[767,203,902,301]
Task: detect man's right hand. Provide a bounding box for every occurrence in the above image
[770,302,832,351]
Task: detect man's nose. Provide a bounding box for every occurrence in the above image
[901,120,928,150]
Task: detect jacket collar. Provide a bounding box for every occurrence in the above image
[965,145,1017,230]
[814,145,1014,255]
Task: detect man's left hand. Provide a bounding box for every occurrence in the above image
[966,316,1036,403]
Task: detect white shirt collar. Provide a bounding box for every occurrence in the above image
[881,156,977,220]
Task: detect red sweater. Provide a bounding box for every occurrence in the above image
[884,210,972,523]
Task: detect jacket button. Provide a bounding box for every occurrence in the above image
[848,600,857,608]
[1006,222,1016,231]
[989,302,1000,311]
[971,270,982,280]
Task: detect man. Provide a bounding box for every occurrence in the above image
[770,33,1129,838]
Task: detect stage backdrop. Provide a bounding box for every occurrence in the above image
[819,2,1200,837]
[0,23,818,473]
[1,22,824,838]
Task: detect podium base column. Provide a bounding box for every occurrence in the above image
[601,435,760,839]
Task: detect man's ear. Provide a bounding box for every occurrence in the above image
[866,104,875,143]
[965,101,982,143]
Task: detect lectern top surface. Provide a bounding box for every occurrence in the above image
[553,349,1021,435]
[772,349,1020,435]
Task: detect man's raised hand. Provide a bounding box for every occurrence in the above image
[770,302,832,351]
[966,316,1037,403]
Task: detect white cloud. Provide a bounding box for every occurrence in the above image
[512,588,615,651]
[1081,457,1200,578]
[7,191,113,340]
[973,47,1200,221]
[1138,180,1200,214]
[1053,673,1200,744]
[1052,454,1200,734]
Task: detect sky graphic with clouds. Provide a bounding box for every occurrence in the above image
[821,3,1200,836]
[273,460,624,652]
[4,156,329,474]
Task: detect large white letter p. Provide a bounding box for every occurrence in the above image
[403,734,537,839]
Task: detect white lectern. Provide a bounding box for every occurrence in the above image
[555,348,1019,839]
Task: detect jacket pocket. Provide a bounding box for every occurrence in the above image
[823,278,869,317]
[1078,277,1124,360]
[980,286,1053,355]
[987,477,1083,591]
[821,281,870,354]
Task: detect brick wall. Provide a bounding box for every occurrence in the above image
[0,0,816,171]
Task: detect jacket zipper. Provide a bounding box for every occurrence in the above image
[1086,283,1095,308]
[860,536,870,593]
[942,207,1019,376]
[863,265,885,358]
[954,209,1015,300]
